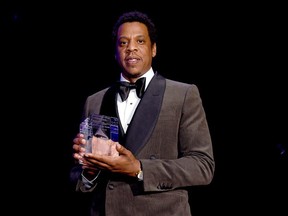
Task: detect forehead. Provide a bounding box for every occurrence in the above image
[117,22,148,37]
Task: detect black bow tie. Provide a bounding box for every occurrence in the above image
[117,77,146,101]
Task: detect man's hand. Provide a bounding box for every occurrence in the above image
[83,143,141,177]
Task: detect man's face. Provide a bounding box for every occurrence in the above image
[115,21,156,81]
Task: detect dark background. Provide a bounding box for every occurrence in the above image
[2,1,287,215]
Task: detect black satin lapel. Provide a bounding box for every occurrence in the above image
[99,86,118,118]
[125,73,166,154]
[99,85,126,143]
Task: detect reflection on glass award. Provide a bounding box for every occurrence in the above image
[79,114,119,158]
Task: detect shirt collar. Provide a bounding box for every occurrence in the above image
[120,68,154,90]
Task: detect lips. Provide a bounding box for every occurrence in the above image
[125,56,140,64]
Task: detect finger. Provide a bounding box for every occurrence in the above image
[72,144,85,154]
[116,143,129,155]
[83,154,112,169]
[73,153,83,161]
[77,133,84,138]
[73,136,86,145]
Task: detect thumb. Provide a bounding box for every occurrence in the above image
[116,143,126,154]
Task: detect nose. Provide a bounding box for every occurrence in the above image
[127,40,138,52]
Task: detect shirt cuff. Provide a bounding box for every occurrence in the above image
[81,170,101,189]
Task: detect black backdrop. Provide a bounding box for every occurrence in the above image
[2,1,287,215]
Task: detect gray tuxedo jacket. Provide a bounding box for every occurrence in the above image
[71,72,215,216]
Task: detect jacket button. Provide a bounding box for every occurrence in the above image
[108,184,114,190]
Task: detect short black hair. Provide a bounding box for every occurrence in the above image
[112,11,157,47]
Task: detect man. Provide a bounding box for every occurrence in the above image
[70,10,215,216]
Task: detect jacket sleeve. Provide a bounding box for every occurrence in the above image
[141,84,215,192]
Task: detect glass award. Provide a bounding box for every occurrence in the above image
[79,113,119,157]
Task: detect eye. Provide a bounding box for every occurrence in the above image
[138,40,144,44]
[118,41,128,47]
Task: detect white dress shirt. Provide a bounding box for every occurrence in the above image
[117,68,155,133]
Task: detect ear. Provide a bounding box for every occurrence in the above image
[152,43,157,57]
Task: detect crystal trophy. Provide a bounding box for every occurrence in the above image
[79,114,119,157]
